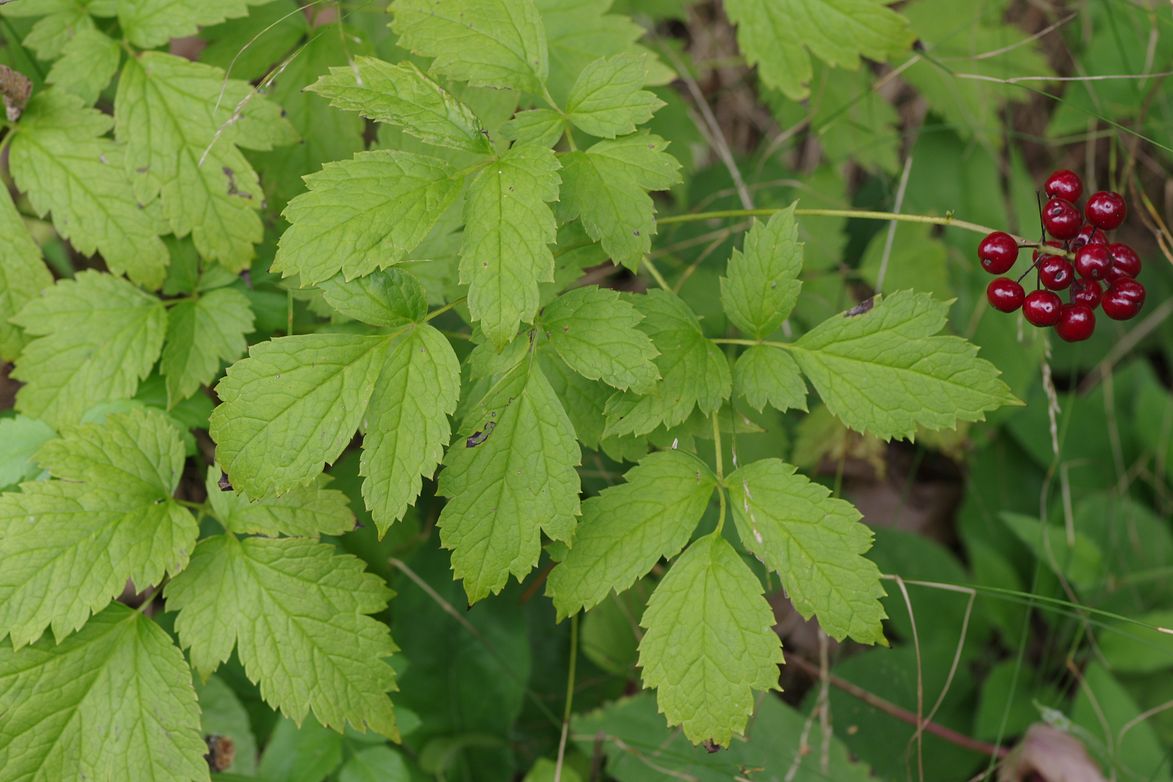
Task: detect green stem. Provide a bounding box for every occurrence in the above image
[711,414,727,535]
[425,297,466,322]
[712,337,793,351]
[553,614,579,782]
[657,207,1008,240]
[641,256,671,291]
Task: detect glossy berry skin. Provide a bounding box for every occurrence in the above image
[1111,278,1146,305]
[1038,256,1074,290]
[978,231,1019,274]
[987,278,1025,312]
[1022,290,1063,327]
[1071,223,1107,251]
[1085,191,1126,230]
[1056,304,1096,342]
[1074,244,1111,280]
[1045,169,1083,203]
[1071,278,1102,309]
[1106,243,1141,280]
[1043,197,1081,240]
[1102,289,1143,321]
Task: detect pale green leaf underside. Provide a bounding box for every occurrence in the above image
[565,51,664,138]
[161,287,254,406]
[205,469,355,538]
[734,346,808,413]
[0,186,51,361]
[720,205,804,338]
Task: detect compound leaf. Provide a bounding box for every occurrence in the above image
[45,27,120,105]
[161,287,254,406]
[565,51,664,138]
[0,186,51,362]
[733,346,807,413]
[720,206,803,338]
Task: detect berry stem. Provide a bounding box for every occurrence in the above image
[657,207,1011,239]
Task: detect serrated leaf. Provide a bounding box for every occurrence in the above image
[165,535,398,738]
[2,1,96,60]
[115,52,296,268]
[10,91,168,289]
[541,286,659,392]
[11,271,166,427]
[0,408,195,647]
[392,0,549,93]
[790,291,1019,439]
[438,363,581,602]
[638,535,783,746]
[502,108,565,147]
[720,206,803,338]
[559,133,681,268]
[320,268,429,328]
[0,417,55,488]
[565,52,664,138]
[725,0,913,100]
[0,186,51,361]
[727,458,886,643]
[361,325,460,536]
[547,450,715,616]
[273,151,462,287]
[205,468,355,538]
[733,346,808,413]
[0,605,207,782]
[603,291,730,438]
[309,57,491,154]
[99,0,254,48]
[45,27,120,105]
[161,287,254,406]
[461,144,560,347]
[535,0,645,100]
[211,333,389,497]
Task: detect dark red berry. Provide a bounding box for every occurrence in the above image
[1022,290,1063,327]
[1071,223,1107,251]
[1042,197,1081,240]
[1056,304,1095,342]
[1074,244,1110,280]
[1038,256,1074,290]
[1071,278,1102,309]
[1106,243,1141,280]
[1111,278,1146,305]
[987,278,1025,312]
[1085,191,1126,230]
[1044,169,1083,203]
[978,231,1019,274]
[1101,279,1146,320]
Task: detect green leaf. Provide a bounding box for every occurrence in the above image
[565,52,664,138]
[461,144,560,347]
[272,151,462,286]
[502,108,565,147]
[309,56,491,155]
[638,535,783,746]
[558,133,681,268]
[727,458,887,643]
[0,186,52,362]
[164,534,399,738]
[0,408,195,647]
[340,746,412,782]
[0,605,207,781]
[438,363,581,602]
[733,346,808,413]
[361,326,461,536]
[535,0,645,100]
[392,0,549,93]
[115,52,296,268]
[11,271,167,427]
[98,0,254,48]
[2,1,97,60]
[541,285,659,392]
[161,287,254,406]
[790,291,1019,440]
[0,416,55,488]
[205,468,355,538]
[319,268,429,328]
[720,206,804,338]
[9,91,168,289]
[210,333,388,497]
[725,0,912,100]
[858,222,954,302]
[603,291,731,438]
[547,450,715,617]
[44,28,120,105]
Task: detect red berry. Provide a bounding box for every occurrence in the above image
[1056,304,1096,342]
[1071,223,1107,251]
[1038,256,1074,290]
[1074,244,1110,280]
[1045,169,1083,203]
[1106,243,1141,280]
[1085,191,1126,230]
[987,278,1025,312]
[1071,278,1102,309]
[1111,278,1146,305]
[1042,197,1081,240]
[1101,279,1146,320]
[978,231,1019,274]
[1022,290,1063,327]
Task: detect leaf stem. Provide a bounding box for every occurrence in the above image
[553,614,579,782]
[712,337,793,351]
[711,414,727,534]
[425,297,465,322]
[657,207,1009,240]
[640,256,671,291]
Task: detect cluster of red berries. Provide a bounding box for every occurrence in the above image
[979,170,1146,342]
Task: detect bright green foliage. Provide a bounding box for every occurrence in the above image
[638,535,783,746]
[726,0,913,100]
[0,188,51,361]
[547,450,715,616]
[320,269,429,328]
[604,291,731,438]
[0,417,54,488]
[392,0,549,93]
[45,28,120,105]
[361,326,461,536]
[164,535,399,738]
[115,52,296,268]
[734,346,808,413]
[439,363,581,602]
[309,57,492,155]
[461,144,561,347]
[720,206,804,338]
[540,286,659,392]
[559,133,681,268]
[161,288,254,406]
[503,108,566,147]
[791,291,1019,440]
[727,458,887,643]
[273,151,462,286]
[205,469,355,538]
[9,92,168,289]
[0,0,97,60]
[95,0,255,48]
[565,52,664,138]
[11,271,167,427]
[0,409,195,647]
[0,605,208,782]
[536,0,646,100]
